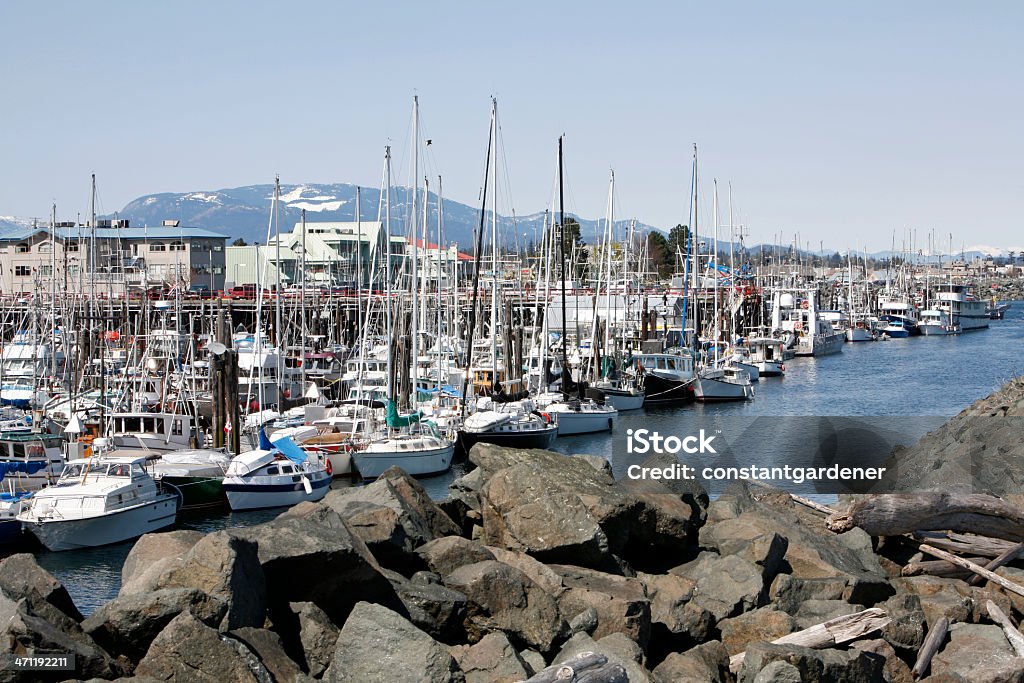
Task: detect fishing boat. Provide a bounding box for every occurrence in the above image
[918,309,960,336]
[222,435,331,511]
[636,352,696,404]
[933,284,989,332]
[17,448,180,551]
[459,398,557,451]
[0,429,67,489]
[693,366,753,402]
[745,338,786,376]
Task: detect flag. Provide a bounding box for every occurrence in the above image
[224,418,232,434]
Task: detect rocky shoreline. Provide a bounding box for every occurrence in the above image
[6,379,1024,682]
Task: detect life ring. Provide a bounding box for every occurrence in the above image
[794,321,804,331]
[541,412,551,424]
[801,300,810,310]
[325,459,333,476]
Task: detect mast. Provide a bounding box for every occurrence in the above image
[490,98,499,377]
[409,96,420,408]
[557,136,574,398]
[273,176,283,404]
[300,208,307,398]
[712,179,720,367]
[385,146,394,401]
[355,186,362,348]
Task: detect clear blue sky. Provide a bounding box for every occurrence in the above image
[2,1,1021,251]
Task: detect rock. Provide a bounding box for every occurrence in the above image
[417,537,496,578]
[485,546,566,596]
[932,623,1024,683]
[229,626,306,683]
[751,660,802,683]
[893,575,1014,626]
[792,599,862,630]
[443,560,567,655]
[651,640,730,683]
[768,575,849,613]
[550,564,651,648]
[0,588,123,681]
[568,606,598,635]
[453,632,530,683]
[553,631,653,683]
[699,518,788,580]
[850,638,915,683]
[640,572,712,661]
[706,483,893,605]
[289,601,339,678]
[717,608,796,656]
[0,553,82,621]
[82,588,226,665]
[119,530,203,596]
[324,467,460,573]
[519,649,546,677]
[135,610,274,682]
[383,568,468,643]
[326,601,461,682]
[443,467,485,534]
[880,592,927,651]
[472,444,701,571]
[233,501,399,625]
[671,551,766,621]
[737,642,886,683]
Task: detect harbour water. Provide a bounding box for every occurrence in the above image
[29,302,1024,615]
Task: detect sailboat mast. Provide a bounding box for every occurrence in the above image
[274,176,283,403]
[410,96,420,407]
[385,146,394,401]
[558,136,573,398]
[490,98,499,377]
[713,180,720,366]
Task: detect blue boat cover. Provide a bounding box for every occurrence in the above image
[258,426,273,450]
[0,460,47,480]
[273,436,309,465]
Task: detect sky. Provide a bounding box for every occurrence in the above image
[2,1,1022,252]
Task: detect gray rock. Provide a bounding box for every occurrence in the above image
[752,660,802,683]
[892,575,1013,626]
[326,601,462,682]
[880,592,927,651]
[119,530,203,596]
[233,500,399,625]
[82,588,226,665]
[792,599,863,630]
[229,626,306,683]
[417,536,496,578]
[553,631,653,683]
[550,564,651,648]
[640,572,713,660]
[651,640,730,683]
[383,568,467,642]
[289,601,339,678]
[671,551,766,621]
[454,632,530,683]
[135,610,274,682]
[737,642,885,683]
[0,553,82,621]
[931,623,1024,683]
[699,518,788,580]
[323,466,460,572]
[718,608,796,656]
[486,546,566,597]
[850,638,915,683]
[443,467,485,534]
[519,649,546,676]
[768,574,850,613]
[444,560,567,655]
[0,588,123,681]
[568,606,599,635]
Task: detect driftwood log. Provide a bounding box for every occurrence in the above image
[827,493,1024,541]
[729,608,889,673]
[968,542,1024,586]
[911,616,948,679]
[912,531,1020,558]
[902,556,990,579]
[522,652,627,683]
[917,544,1024,597]
[986,600,1024,657]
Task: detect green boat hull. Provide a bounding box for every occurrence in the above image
[160,476,227,511]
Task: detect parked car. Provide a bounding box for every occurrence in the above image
[147,286,170,301]
[186,284,216,299]
[229,284,260,299]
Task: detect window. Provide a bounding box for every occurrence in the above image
[39,265,52,277]
[150,244,166,252]
[172,419,183,436]
[266,466,279,475]
[213,245,223,252]
[15,265,30,277]
[67,242,80,252]
[169,242,186,251]
[38,242,52,253]
[15,244,29,253]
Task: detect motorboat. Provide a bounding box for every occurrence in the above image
[0,429,67,489]
[745,338,786,376]
[17,448,179,551]
[693,366,753,402]
[918,309,961,336]
[458,398,558,451]
[223,434,332,511]
[0,460,45,545]
[635,352,696,405]
[933,284,989,332]
[535,392,618,435]
[150,449,230,511]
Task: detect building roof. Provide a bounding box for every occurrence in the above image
[0,225,228,241]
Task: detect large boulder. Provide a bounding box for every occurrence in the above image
[553,631,655,683]
[639,572,713,661]
[232,500,399,625]
[118,530,265,631]
[323,467,460,573]
[550,564,651,649]
[471,444,701,571]
[288,601,339,678]
[484,547,567,597]
[443,560,567,655]
[651,641,730,683]
[119,530,203,596]
[737,642,886,683]
[0,588,123,681]
[326,601,462,682]
[383,568,468,643]
[0,553,82,622]
[229,626,307,683]
[417,537,496,579]
[135,610,275,682]
[82,588,226,665]
[931,623,1024,683]
[452,632,531,683]
[717,607,796,656]
[671,551,767,621]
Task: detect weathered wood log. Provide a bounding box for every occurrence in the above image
[969,542,1024,586]
[522,652,628,683]
[918,544,1024,597]
[902,557,990,578]
[729,608,889,673]
[827,493,1024,541]
[747,479,837,515]
[986,600,1024,657]
[911,616,948,679]
[912,530,1019,558]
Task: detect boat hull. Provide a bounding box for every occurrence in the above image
[353,444,455,479]
[794,332,845,356]
[641,374,695,405]
[694,376,752,402]
[599,389,645,411]
[21,495,179,552]
[755,361,784,376]
[457,426,558,452]
[223,471,331,511]
[158,475,227,511]
[551,410,617,435]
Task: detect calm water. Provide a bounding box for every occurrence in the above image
[27,302,1024,615]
